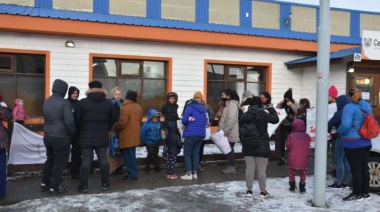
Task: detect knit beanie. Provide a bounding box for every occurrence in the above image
[52,79,68,96]
[193,91,203,99]
[68,86,80,98]
[125,90,137,102]
[283,88,293,99]
[242,90,253,100]
[328,85,338,99]
[89,81,102,89]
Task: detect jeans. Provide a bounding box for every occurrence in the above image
[80,147,109,186]
[183,136,203,173]
[122,147,138,178]
[41,137,71,189]
[0,149,6,196]
[335,138,351,184]
[344,145,371,195]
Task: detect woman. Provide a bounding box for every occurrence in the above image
[337,88,372,201]
[219,89,240,174]
[297,98,311,125]
[111,87,124,121]
[260,91,272,109]
[0,104,12,198]
[180,91,207,180]
[240,96,279,198]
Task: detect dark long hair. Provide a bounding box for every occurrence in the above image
[223,89,240,102]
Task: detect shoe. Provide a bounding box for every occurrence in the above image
[144,166,150,172]
[362,193,371,200]
[122,175,138,181]
[198,166,204,172]
[154,167,162,172]
[278,159,285,166]
[327,182,342,189]
[50,186,67,194]
[101,183,110,191]
[221,166,237,174]
[289,181,296,192]
[162,152,168,160]
[260,190,270,199]
[193,173,198,180]
[167,174,179,179]
[77,185,88,193]
[71,175,81,179]
[342,183,349,189]
[343,193,363,202]
[246,190,253,197]
[299,183,306,193]
[41,183,50,192]
[180,173,193,180]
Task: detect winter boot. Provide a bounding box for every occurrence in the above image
[289,181,296,192]
[299,183,306,193]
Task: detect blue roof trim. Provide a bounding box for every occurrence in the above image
[0,4,361,45]
[284,47,361,65]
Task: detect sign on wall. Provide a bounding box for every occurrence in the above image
[362,30,380,60]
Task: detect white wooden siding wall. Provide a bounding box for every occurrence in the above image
[0,31,310,112]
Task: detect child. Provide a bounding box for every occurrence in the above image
[286,119,310,193]
[13,98,29,124]
[161,92,182,179]
[141,109,162,172]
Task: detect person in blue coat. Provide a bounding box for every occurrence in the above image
[337,88,373,201]
[141,109,162,172]
[180,91,207,180]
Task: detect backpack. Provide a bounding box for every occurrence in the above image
[239,115,261,149]
[353,110,380,139]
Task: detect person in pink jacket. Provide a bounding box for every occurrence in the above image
[286,119,310,193]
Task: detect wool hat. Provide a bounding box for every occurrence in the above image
[283,88,293,99]
[52,79,68,96]
[125,90,137,102]
[193,91,203,99]
[242,90,253,100]
[68,86,80,97]
[329,85,338,99]
[88,81,102,89]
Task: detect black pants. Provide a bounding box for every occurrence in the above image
[80,147,109,186]
[279,125,292,158]
[41,137,71,189]
[145,143,160,168]
[70,136,81,178]
[344,145,371,195]
[199,140,206,164]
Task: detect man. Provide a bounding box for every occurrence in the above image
[76,81,115,192]
[41,79,76,193]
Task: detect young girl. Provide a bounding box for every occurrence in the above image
[13,98,29,124]
[286,119,310,193]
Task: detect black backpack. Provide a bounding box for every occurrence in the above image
[239,115,261,149]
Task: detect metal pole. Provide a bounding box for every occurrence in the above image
[313,0,330,207]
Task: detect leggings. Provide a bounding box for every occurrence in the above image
[166,153,178,175]
[288,168,306,184]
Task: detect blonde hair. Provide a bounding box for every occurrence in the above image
[112,87,122,95]
[348,87,362,103]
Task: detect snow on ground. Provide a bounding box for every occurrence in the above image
[1,176,378,212]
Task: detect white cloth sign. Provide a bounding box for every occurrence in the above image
[306,106,337,148]
[267,109,286,137]
[205,127,211,140]
[210,130,232,155]
[177,120,185,143]
[8,122,46,164]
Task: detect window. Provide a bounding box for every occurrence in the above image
[331,10,350,36]
[161,0,196,22]
[291,6,316,33]
[207,63,267,114]
[252,1,280,29]
[360,13,380,37]
[92,58,167,115]
[0,0,34,7]
[209,0,239,26]
[0,54,46,116]
[109,0,147,17]
[53,0,93,12]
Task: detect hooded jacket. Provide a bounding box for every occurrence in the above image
[328,95,349,137]
[67,86,80,112]
[286,119,310,170]
[0,106,12,149]
[13,99,29,121]
[43,79,76,139]
[182,100,207,138]
[337,99,373,148]
[141,109,162,145]
[75,88,115,148]
[161,92,179,122]
[219,100,240,143]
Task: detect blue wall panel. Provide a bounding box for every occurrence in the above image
[280,4,291,31]
[350,12,360,38]
[240,0,252,27]
[147,0,161,19]
[35,0,52,9]
[196,0,208,23]
[94,0,109,14]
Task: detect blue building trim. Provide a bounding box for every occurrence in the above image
[35,0,52,9]
[280,4,291,31]
[240,0,252,27]
[351,12,361,39]
[94,0,109,14]
[316,8,319,34]
[196,0,208,23]
[147,0,161,19]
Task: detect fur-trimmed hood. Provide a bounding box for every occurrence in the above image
[85,88,108,102]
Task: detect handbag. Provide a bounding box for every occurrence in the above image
[109,134,121,157]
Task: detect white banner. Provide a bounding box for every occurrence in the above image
[362,30,380,60]
[268,109,286,137]
[210,130,232,155]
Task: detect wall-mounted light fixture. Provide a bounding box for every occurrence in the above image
[65,40,75,48]
[347,67,355,73]
[285,13,292,27]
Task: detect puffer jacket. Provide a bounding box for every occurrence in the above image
[43,79,76,139]
[337,99,373,148]
[219,100,240,143]
[0,106,12,149]
[75,88,115,148]
[182,100,207,138]
[286,119,310,170]
[141,109,162,145]
[239,106,279,158]
[161,92,179,122]
[328,95,349,137]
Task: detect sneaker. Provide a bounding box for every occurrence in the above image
[77,185,88,193]
[122,175,138,181]
[50,186,67,194]
[167,174,179,179]
[327,182,342,189]
[221,166,237,174]
[192,173,198,180]
[198,166,204,172]
[260,190,270,199]
[101,183,110,191]
[246,190,253,198]
[343,193,363,202]
[180,173,193,180]
[40,183,50,192]
[362,193,371,200]
[278,159,285,166]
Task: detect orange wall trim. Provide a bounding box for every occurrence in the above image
[0,14,356,53]
[0,48,50,99]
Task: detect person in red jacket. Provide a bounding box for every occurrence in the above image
[286,119,310,193]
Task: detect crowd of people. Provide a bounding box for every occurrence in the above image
[0,82,375,202]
